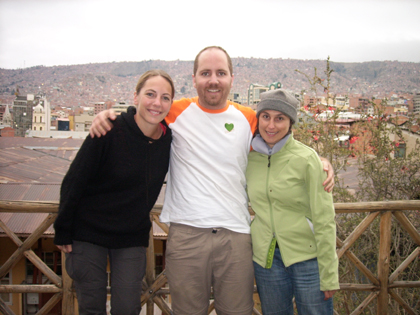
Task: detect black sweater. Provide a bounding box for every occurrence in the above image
[54,106,172,248]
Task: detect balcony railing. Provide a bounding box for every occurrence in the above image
[0,200,419,315]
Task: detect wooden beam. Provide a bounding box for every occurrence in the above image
[377,211,392,315]
[338,283,377,291]
[0,299,15,315]
[337,212,379,259]
[0,200,59,213]
[36,292,62,315]
[61,251,75,315]
[24,250,62,286]
[141,272,168,304]
[334,200,420,213]
[0,213,57,279]
[152,214,169,234]
[393,211,420,245]
[151,295,172,315]
[0,285,61,293]
[350,291,379,315]
[146,299,154,315]
[0,219,21,245]
[337,237,379,285]
[389,289,417,315]
[389,247,420,283]
[208,301,215,314]
[389,281,420,288]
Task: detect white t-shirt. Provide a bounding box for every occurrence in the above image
[160,97,257,234]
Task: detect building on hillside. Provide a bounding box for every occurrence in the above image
[349,96,370,113]
[1,104,13,125]
[57,118,70,131]
[32,96,51,132]
[13,94,35,137]
[111,101,130,114]
[32,104,46,131]
[248,84,268,108]
[413,93,420,115]
[227,92,243,104]
[74,111,94,132]
[247,82,282,109]
[335,96,350,108]
[13,93,51,137]
[94,102,106,115]
[0,105,15,136]
[0,104,9,121]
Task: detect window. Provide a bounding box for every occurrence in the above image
[394,142,406,158]
[26,252,62,285]
[155,254,164,276]
[0,270,12,304]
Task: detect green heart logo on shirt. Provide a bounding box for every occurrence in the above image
[225,123,234,132]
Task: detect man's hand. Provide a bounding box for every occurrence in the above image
[320,157,334,192]
[56,244,73,253]
[89,109,117,138]
[323,290,337,300]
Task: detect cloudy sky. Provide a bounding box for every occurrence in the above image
[1,0,419,69]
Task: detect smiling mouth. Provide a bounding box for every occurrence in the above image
[207,89,220,93]
[148,109,162,116]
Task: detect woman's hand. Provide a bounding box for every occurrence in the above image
[323,290,337,300]
[89,109,117,138]
[56,244,73,253]
[320,157,335,192]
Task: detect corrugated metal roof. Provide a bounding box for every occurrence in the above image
[0,212,54,236]
[0,137,167,238]
[0,147,75,183]
[0,183,60,201]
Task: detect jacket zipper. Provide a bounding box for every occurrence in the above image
[265,154,277,268]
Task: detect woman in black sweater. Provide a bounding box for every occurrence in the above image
[54,70,174,315]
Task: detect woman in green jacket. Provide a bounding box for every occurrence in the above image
[246,89,339,315]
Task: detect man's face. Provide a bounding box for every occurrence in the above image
[193,48,234,110]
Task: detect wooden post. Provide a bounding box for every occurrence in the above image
[146,223,156,315]
[61,251,76,315]
[377,211,391,314]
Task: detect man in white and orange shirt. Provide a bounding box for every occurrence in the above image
[90,46,334,315]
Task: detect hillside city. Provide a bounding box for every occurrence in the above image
[1,59,420,315]
[0,57,419,137]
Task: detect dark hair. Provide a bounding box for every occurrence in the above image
[135,69,175,99]
[193,46,233,76]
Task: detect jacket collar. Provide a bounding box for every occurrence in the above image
[251,133,291,156]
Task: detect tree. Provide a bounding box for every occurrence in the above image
[295,58,420,314]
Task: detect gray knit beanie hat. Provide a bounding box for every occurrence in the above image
[256,89,299,124]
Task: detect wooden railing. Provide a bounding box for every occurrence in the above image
[0,200,419,315]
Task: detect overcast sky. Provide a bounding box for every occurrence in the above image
[1,0,419,69]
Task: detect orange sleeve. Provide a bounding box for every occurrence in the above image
[165,97,198,126]
[230,101,258,135]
